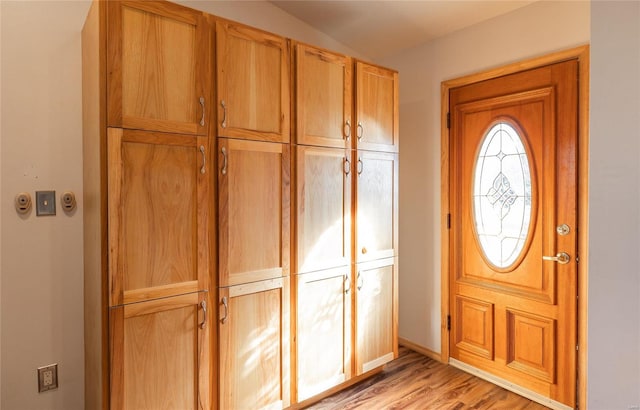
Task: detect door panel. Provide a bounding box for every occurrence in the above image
[295,268,351,401]
[295,43,352,148]
[218,138,290,287]
[355,150,398,262]
[219,278,291,410]
[108,1,209,135]
[295,146,351,273]
[110,292,210,409]
[108,128,210,306]
[355,257,398,375]
[449,60,578,406]
[216,21,289,142]
[355,62,399,152]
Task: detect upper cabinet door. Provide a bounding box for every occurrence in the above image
[107,1,210,135]
[216,21,290,143]
[295,43,352,149]
[108,128,211,307]
[218,138,291,287]
[355,62,399,152]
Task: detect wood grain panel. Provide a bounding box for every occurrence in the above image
[216,21,290,142]
[108,1,208,135]
[108,129,210,306]
[295,43,352,148]
[110,292,210,409]
[507,309,556,383]
[295,146,351,274]
[218,138,290,286]
[355,258,397,375]
[355,150,398,263]
[295,268,351,401]
[219,277,290,409]
[355,61,399,153]
[454,296,494,360]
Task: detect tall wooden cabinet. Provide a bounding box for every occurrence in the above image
[83,1,213,409]
[83,2,397,409]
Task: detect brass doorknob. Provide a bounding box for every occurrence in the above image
[362,247,367,254]
[542,252,570,264]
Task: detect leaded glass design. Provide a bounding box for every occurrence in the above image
[473,122,532,269]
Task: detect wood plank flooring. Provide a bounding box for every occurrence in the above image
[305,347,550,410]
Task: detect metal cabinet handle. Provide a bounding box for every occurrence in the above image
[357,157,363,175]
[199,145,206,174]
[357,122,363,140]
[344,158,351,175]
[344,120,351,140]
[357,272,363,291]
[221,297,228,324]
[199,300,207,329]
[221,100,227,128]
[199,97,205,126]
[542,252,571,264]
[221,147,228,175]
[344,275,351,294]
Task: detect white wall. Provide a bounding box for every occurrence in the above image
[588,1,640,408]
[377,0,590,352]
[0,1,364,409]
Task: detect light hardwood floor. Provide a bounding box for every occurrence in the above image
[305,347,550,409]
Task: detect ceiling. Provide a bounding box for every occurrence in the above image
[270,1,537,60]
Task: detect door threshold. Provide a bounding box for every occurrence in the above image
[449,358,573,410]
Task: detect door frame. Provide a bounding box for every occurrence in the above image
[440,45,589,408]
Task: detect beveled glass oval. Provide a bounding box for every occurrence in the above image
[472,122,532,269]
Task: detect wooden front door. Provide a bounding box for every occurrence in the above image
[449,60,578,408]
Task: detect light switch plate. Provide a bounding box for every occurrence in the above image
[37,364,58,392]
[36,191,56,216]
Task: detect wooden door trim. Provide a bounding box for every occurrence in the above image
[440,45,589,408]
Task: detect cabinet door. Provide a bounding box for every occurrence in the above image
[295,268,351,401]
[355,258,398,375]
[295,146,351,274]
[107,1,210,135]
[216,21,290,143]
[355,61,399,152]
[355,150,398,263]
[295,43,352,148]
[218,138,290,287]
[110,292,211,409]
[219,278,291,409]
[108,128,211,306]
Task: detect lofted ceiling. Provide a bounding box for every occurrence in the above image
[270,1,537,60]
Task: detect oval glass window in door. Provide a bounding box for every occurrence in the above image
[472,122,533,269]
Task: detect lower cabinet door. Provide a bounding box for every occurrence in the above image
[355,257,398,375]
[295,267,351,402]
[109,292,211,409]
[219,277,291,409]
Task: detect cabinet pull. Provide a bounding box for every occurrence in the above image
[344,157,351,175]
[221,147,228,175]
[357,157,363,176]
[357,272,363,291]
[220,100,227,128]
[221,296,228,324]
[199,97,205,126]
[344,274,351,294]
[199,145,206,174]
[357,122,364,140]
[344,120,351,140]
[199,300,207,329]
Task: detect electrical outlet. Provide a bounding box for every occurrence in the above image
[37,364,58,393]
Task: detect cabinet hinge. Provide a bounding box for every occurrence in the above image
[447,213,451,229]
[447,315,451,331]
[447,112,451,129]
